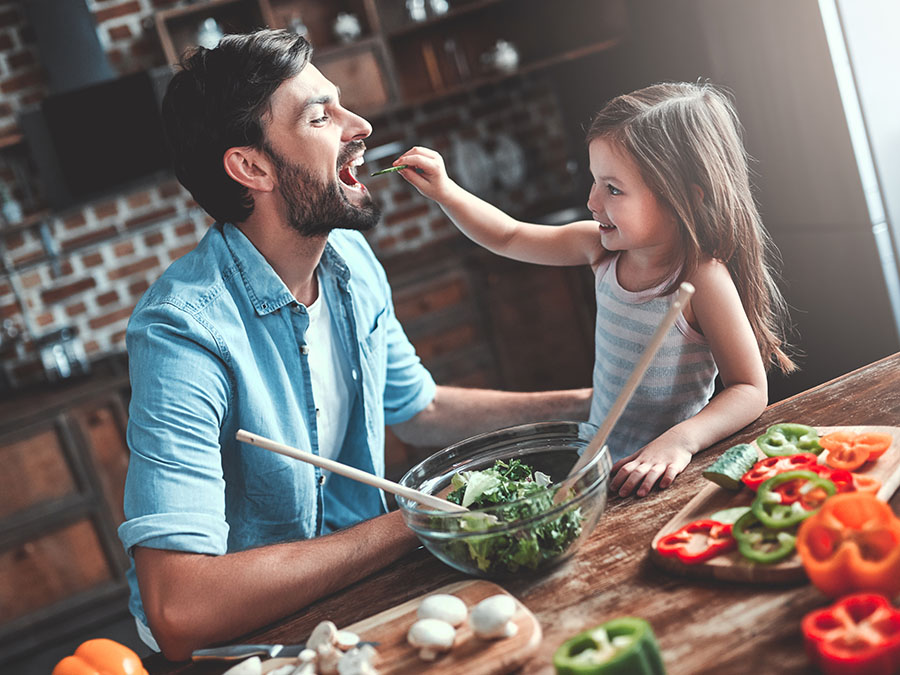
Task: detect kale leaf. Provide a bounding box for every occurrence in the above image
[440,459,583,575]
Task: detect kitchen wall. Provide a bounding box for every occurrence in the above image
[0,0,574,391]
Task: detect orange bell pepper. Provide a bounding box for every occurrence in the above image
[52,638,148,675]
[796,492,900,598]
[821,431,893,471]
[851,473,882,496]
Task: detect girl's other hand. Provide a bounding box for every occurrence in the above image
[608,439,692,498]
[392,146,457,203]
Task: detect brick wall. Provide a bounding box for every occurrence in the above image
[0,0,574,390]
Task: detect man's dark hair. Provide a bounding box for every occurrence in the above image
[162,30,313,224]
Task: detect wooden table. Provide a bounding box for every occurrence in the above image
[145,352,900,675]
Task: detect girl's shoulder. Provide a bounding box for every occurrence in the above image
[688,257,736,294]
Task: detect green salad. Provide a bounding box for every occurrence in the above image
[441,459,584,575]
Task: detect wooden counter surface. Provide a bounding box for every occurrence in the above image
[145,351,900,674]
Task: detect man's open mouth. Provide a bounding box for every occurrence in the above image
[338,156,366,191]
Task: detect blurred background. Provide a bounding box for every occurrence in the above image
[0,0,897,672]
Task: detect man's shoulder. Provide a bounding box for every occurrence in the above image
[131,224,238,326]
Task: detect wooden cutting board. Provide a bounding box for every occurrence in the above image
[263,579,541,675]
[649,426,900,583]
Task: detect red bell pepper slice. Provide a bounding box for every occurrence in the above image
[742,453,819,491]
[802,593,900,675]
[655,519,735,564]
[821,431,893,471]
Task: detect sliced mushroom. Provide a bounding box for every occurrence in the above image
[417,593,468,627]
[337,643,379,675]
[335,629,361,650]
[297,648,317,664]
[308,619,339,650]
[470,594,518,639]
[407,617,456,661]
[318,642,342,675]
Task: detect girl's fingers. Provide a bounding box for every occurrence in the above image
[617,464,649,497]
[611,452,638,476]
[658,464,682,490]
[636,464,667,498]
[609,460,635,491]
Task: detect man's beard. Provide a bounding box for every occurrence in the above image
[262,139,381,238]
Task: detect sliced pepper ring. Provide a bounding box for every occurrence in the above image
[655,519,735,564]
[802,593,900,675]
[732,510,797,564]
[821,431,894,471]
[756,423,823,457]
[752,470,836,529]
[741,452,819,492]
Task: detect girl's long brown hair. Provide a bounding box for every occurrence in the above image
[587,81,796,373]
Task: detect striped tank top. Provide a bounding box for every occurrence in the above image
[589,254,718,462]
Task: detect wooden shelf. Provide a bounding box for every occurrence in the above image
[154,0,276,65]
[383,0,505,39]
[151,0,628,117]
[397,35,625,109]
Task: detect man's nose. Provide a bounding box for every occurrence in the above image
[343,108,372,141]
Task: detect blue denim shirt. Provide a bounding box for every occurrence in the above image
[118,222,435,643]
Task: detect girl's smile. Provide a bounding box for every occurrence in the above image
[586,137,680,257]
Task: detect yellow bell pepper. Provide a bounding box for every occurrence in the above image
[52,638,148,675]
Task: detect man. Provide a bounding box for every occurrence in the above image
[120,29,590,661]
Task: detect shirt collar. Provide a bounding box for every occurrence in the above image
[221,222,351,316]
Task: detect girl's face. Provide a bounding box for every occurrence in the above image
[586,137,680,257]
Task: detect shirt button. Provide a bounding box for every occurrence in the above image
[300,344,310,355]
[351,369,358,380]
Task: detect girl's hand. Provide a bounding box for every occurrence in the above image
[608,439,692,498]
[391,146,458,203]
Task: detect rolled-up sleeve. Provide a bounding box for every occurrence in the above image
[382,301,436,425]
[118,300,231,557]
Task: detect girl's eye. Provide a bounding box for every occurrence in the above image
[607,184,622,196]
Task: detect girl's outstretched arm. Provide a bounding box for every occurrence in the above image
[609,259,769,497]
[392,146,605,268]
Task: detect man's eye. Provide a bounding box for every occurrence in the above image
[607,184,622,196]
[311,115,329,125]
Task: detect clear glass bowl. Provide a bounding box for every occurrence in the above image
[397,421,611,579]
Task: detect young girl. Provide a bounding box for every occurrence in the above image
[391,81,795,498]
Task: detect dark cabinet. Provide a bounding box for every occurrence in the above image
[153,0,627,115]
[0,377,131,664]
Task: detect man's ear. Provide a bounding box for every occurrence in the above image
[223,147,275,193]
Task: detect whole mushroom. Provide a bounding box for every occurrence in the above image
[407,618,456,661]
[417,593,468,627]
[470,594,518,639]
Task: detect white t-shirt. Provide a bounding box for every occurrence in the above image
[305,275,353,466]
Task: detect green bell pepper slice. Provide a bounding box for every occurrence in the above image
[553,617,666,675]
[732,509,797,564]
[756,423,822,457]
[751,470,836,529]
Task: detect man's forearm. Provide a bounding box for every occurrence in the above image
[392,385,592,448]
[136,510,418,661]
